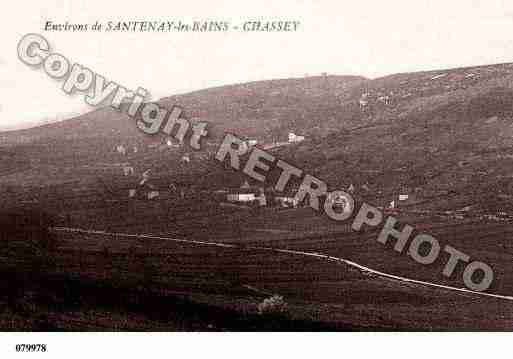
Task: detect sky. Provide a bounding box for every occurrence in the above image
[1,0,513,130]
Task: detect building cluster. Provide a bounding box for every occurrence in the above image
[223,181,354,212]
[388,194,410,209]
[113,138,195,200]
[358,92,392,110]
[110,128,309,204]
[216,179,303,209]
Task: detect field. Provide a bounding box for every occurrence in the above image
[3,197,513,330]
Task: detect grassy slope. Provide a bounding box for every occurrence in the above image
[4,64,513,209]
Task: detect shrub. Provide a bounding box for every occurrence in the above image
[16,291,37,315]
[257,295,288,316]
[0,208,56,249]
[0,208,57,274]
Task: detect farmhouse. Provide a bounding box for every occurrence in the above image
[399,194,409,201]
[181,154,191,163]
[378,95,391,105]
[226,182,267,206]
[147,190,160,200]
[359,93,369,108]
[288,132,305,143]
[167,138,181,147]
[243,138,258,147]
[116,145,127,155]
[275,196,299,208]
[387,191,418,209]
[227,192,256,202]
[123,165,134,176]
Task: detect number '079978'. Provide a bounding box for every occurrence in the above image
[15,344,47,352]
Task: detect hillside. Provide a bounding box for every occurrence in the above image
[0,75,366,145]
[159,75,367,139]
[272,63,513,211]
[0,75,365,183]
[3,64,513,211]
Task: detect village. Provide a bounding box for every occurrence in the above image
[109,131,309,205]
[104,127,446,224]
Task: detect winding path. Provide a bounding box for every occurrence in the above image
[52,226,513,301]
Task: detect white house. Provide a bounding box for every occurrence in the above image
[226,183,267,206]
[378,95,391,105]
[147,191,160,200]
[167,138,181,147]
[359,93,369,109]
[257,193,267,206]
[116,145,127,155]
[227,193,256,202]
[123,166,134,176]
[288,132,305,143]
[276,196,299,208]
[399,194,409,201]
[241,139,258,148]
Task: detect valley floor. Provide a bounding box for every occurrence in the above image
[4,203,513,330]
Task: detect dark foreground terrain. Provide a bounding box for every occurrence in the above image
[2,206,513,331]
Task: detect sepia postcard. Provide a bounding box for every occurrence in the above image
[1,0,512,357]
